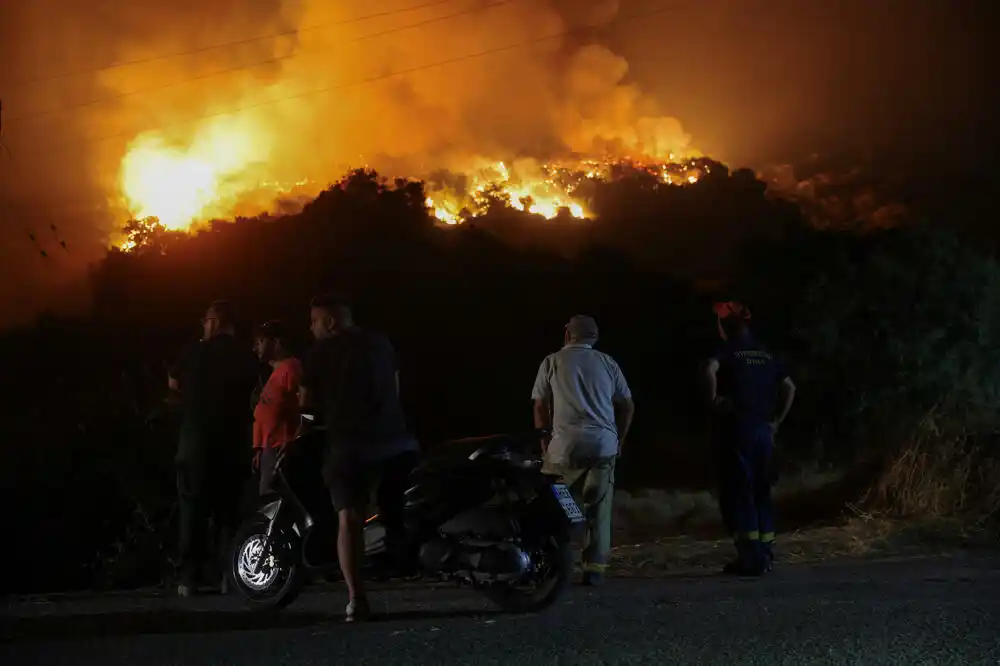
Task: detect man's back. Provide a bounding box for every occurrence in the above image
[302,327,413,459]
[532,343,631,463]
[713,332,786,425]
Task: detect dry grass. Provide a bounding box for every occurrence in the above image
[606,417,1000,576]
[861,415,1000,524]
[612,465,844,540]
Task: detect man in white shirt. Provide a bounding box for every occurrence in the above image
[531,315,635,585]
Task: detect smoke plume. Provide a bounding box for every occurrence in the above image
[0,0,695,323]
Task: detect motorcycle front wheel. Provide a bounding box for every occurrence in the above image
[229,516,304,612]
[483,537,573,613]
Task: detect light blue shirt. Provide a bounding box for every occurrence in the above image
[531,343,632,464]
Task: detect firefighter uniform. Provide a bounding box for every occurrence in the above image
[710,326,786,575]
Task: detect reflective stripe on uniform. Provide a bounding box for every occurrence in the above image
[759,531,775,543]
[734,530,759,542]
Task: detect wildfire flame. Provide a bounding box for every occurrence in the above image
[119,116,278,231]
[421,157,705,226]
[116,124,707,249]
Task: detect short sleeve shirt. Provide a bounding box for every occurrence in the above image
[253,358,303,449]
[301,327,416,461]
[531,343,631,464]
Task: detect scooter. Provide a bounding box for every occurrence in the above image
[229,414,583,613]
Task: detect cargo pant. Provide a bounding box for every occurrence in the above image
[543,455,616,575]
[176,423,248,587]
[715,419,775,568]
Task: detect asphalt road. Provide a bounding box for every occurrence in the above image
[4,553,999,666]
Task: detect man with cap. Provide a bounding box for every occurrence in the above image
[252,320,303,495]
[531,315,635,586]
[701,301,796,576]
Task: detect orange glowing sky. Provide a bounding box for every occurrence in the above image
[0,0,992,321]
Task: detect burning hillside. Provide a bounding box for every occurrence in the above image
[116,138,712,249]
[56,0,705,249]
[421,155,707,225]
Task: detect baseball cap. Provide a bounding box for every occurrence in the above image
[566,315,599,341]
[713,301,751,321]
[255,320,288,339]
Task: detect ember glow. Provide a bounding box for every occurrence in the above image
[422,157,707,226]
[115,130,709,248]
[100,2,706,250]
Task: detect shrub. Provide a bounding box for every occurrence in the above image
[751,226,1000,465]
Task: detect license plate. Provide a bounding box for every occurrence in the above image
[551,484,585,523]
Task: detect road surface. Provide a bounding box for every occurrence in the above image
[4,553,999,665]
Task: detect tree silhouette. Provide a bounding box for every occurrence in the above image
[3,162,997,595]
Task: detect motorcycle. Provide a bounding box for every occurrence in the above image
[228,413,585,613]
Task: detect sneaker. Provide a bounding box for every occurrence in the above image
[345,597,372,623]
[177,583,194,598]
[582,571,604,587]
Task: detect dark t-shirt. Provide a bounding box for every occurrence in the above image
[170,334,260,436]
[301,327,416,462]
[711,332,788,426]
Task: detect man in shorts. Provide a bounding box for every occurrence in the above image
[298,295,419,622]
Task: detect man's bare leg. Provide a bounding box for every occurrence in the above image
[337,507,370,621]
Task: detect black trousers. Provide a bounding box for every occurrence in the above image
[176,426,247,586]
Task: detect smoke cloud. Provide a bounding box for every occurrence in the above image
[0,0,696,323]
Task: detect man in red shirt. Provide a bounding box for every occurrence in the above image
[252,321,303,495]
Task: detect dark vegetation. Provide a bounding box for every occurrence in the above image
[3,162,998,595]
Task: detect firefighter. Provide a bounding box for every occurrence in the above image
[700,302,796,576]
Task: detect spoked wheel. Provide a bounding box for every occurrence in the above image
[483,537,573,613]
[229,517,304,612]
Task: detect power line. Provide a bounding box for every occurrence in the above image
[16,1,689,214]
[0,99,11,161]
[36,1,685,158]
[2,0,462,90]
[7,0,518,124]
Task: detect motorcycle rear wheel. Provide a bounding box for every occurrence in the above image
[229,516,304,612]
[483,538,573,613]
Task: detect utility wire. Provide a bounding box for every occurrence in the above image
[7,2,690,214]
[2,0,464,90]
[7,0,519,124]
[29,2,687,158]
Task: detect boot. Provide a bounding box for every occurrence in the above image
[722,540,766,577]
[761,542,774,572]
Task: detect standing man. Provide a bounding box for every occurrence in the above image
[298,295,419,623]
[701,301,796,576]
[252,321,303,495]
[168,300,260,597]
[531,315,634,586]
